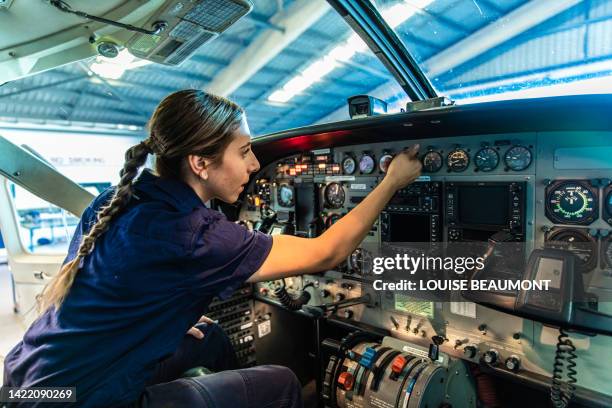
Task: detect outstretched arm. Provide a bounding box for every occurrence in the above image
[247,145,422,283]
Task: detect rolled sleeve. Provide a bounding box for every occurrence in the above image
[189,211,273,299]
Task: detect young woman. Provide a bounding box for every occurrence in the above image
[3,90,422,407]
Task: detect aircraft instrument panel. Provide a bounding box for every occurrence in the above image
[237,104,612,408]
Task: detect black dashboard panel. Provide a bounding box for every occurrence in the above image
[253,95,612,166]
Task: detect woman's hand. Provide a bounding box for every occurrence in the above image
[186,315,215,339]
[384,144,422,190]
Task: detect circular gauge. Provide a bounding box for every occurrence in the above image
[324,182,345,209]
[359,154,375,174]
[342,156,356,175]
[602,237,612,269]
[545,228,598,273]
[474,147,499,172]
[277,184,294,207]
[545,181,598,225]
[379,154,393,173]
[347,248,373,275]
[422,151,443,173]
[604,188,612,226]
[504,145,532,171]
[447,149,470,172]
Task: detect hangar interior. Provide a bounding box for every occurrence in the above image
[2,0,611,134]
[1,0,612,407]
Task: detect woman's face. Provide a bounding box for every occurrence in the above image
[206,117,260,203]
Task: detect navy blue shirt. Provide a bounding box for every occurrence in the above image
[3,169,272,407]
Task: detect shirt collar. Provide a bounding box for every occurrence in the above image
[134,168,205,211]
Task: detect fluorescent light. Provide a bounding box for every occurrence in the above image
[302,56,338,79]
[445,58,612,95]
[328,44,357,62]
[454,76,612,105]
[380,0,434,28]
[406,0,436,11]
[268,0,433,104]
[284,76,314,93]
[89,49,152,80]
[381,4,417,27]
[268,90,293,103]
[89,63,125,80]
[548,59,612,80]
[346,33,368,53]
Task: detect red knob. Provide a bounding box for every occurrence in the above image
[391,355,407,374]
[337,372,354,391]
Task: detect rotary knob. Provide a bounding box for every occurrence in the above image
[448,229,460,240]
[320,289,330,298]
[483,350,499,365]
[505,356,521,372]
[334,293,345,302]
[337,371,354,391]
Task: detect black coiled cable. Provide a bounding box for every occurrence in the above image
[274,279,312,311]
[551,328,578,408]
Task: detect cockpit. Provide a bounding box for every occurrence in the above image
[1,1,612,407]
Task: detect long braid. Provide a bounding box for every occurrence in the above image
[39,141,152,312]
[39,89,244,312]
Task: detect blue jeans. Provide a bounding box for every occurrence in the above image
[138,323,303,408]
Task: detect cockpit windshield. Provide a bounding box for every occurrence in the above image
[371,0,612,104]
[1,0,610,136]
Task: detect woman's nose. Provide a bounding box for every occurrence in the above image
[250,155,260,173]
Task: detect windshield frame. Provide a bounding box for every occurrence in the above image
[327,0,437,101]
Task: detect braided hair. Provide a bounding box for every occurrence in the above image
[39,90,243,312]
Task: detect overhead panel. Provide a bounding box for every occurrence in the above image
[126,0,253,66]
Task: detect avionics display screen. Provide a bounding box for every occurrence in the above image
[457,186,509,226]
[295,183,317,233]
[387,213,431,242]
[394,294,434,318]
[389,194,419,206]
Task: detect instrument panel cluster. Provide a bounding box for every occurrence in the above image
[337,143,533,175]
[241,131,612,400]
[421,144,532,173]
[245,134,612,281]
[542,180,612,275]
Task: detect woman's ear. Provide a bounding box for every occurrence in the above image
[187,154,211,181]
